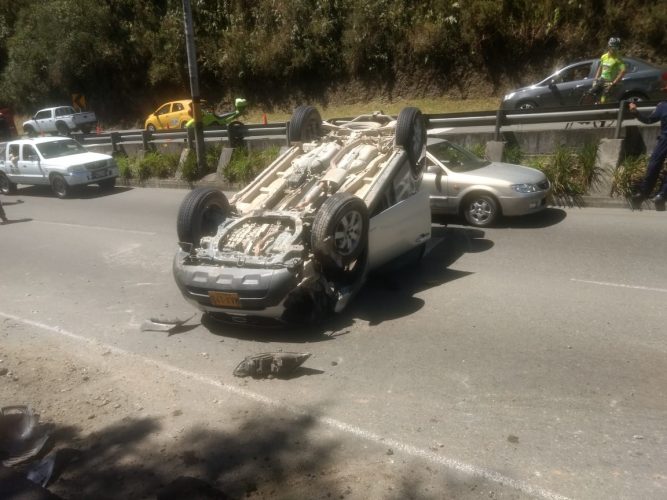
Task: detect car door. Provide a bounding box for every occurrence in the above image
[20,144,47,184]
[153,103,173,129]
[368,159,431,270]
[5,143,24,182]
[33,109,54,134]
[423,154,452,214]
[546,62,595,106]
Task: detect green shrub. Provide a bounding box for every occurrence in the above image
[526,142,600,201]
[180,149,199,183]
[612,155,647,198]
[116,155,133,179]
[135,151,179,179]
[503,144,523,165]
[468,143,485,159]
[224,146,281,184]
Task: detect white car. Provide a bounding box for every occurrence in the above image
[173,106,431,324]
[424,138,551,226]
[0,137,118,198]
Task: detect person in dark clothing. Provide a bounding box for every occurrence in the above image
[0,198,8,224]
[629,82,667,210]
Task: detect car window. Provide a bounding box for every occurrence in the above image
[173,103,184,112]
[35,110,51,120]
[8,144,19,159]
[427,141,490,172]
[553,63,592,84]
[156,104,171,116]
[23,145,38,160]
[36,139,87,159]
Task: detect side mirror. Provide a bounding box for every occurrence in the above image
[548,79,557,89]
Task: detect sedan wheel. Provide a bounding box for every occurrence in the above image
[464,194,498,227]
[50,174,69,199]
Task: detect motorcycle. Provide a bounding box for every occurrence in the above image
[186,97,247,129]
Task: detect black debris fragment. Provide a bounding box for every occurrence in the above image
[233,352,312,379]
[0,405,50,467]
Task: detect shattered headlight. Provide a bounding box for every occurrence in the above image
[511,183,539,193]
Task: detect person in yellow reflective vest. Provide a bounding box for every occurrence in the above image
[591,37,627,104]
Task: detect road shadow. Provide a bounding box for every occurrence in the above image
[3,404,521,499]
[201,223,492,338]
[432,207,567,229]
[6,185,132,199]
[1,218,33,225]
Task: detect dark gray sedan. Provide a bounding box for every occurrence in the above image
[501,57,667,110]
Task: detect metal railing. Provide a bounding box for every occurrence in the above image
[80,100,659,153]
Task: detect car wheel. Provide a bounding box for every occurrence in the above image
[50,174,70,199]
[177,187,230,245]
[624,93,648,104]
[463,193,499,227]
[180,121,188,129]
[312,193,369,274]
[23,125,36,137]
[517,101,538,110]
[56,121,70,136]
[0,173,17,194]
[98,177,116,191]
[288,105,322,143]
[146,124,157,132]
[395,107,427,177]
[227,120,245,147]
[80,124,92,134]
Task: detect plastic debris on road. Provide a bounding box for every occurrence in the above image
[233,352,312,379]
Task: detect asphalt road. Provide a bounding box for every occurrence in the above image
[1,185,666,500]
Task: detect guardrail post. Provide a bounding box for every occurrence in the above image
[141,130,151,151]
[615,100,627,139]
[110,132,120,155]
[494,109,505,141]
[186,126,195,149]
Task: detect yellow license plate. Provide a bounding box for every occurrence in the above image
[208,291,241,308]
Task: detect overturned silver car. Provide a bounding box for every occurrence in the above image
[173,106,431,324]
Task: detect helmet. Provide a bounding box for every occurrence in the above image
[608,37,621,49]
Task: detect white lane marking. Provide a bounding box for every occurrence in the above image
[33,220,156,236]
[571,278,667,294]
[0,311,571,500]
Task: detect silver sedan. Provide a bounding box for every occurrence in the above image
[423,139,550,227]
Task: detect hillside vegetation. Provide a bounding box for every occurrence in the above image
[0,0,664,125]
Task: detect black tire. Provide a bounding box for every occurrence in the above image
[50,174,70,199]
[288,105,322,143]
[395,107,427,176]
[80,124,92,134]
[23,125,36,137]
[146,124,156,132]
[227,120,245,147]
[0,173,17,194]
[177,187,230,245]
[98,177,116,190]
[311,193,369,274]
[623,93,647,104]
[55,121,70,136]
[463,193,499,227]
[517,101,538,110]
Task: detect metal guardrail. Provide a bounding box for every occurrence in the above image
[80,100,659,153]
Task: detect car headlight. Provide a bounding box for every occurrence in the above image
[511,183,539,193]
[68,165,87,174]
[503,92,516,101]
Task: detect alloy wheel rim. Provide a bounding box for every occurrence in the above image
[333,210,363,256]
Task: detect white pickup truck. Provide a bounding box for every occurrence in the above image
[22,106,97,136]
[0,137,118,198]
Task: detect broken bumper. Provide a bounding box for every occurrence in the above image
[172,250,299,319]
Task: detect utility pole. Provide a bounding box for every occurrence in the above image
[182,0,205,174]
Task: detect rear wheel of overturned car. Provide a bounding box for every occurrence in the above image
[395,107,427,177]
[288,105,322,143]
[50,174,69,199]
[177,187,230,245]
[463,193,499,227]
[312,193,369,279]
[0,173,17,195]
